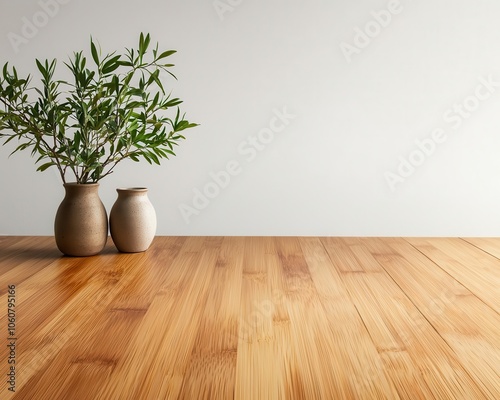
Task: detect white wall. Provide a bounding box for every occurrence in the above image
[1,0,500,236]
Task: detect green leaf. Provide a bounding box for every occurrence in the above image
[90,38,99,65]
[101,55,121,75]
[10,142,31,155]
[176,121,199,132]
[163,98,182,108]
[35,59,45,76]
[148,151,160,165]
[142,33,151,53]
[139,33,145,51]
[2,62,9,78]
[156,50,176,60]
[36,162,55,172]
[74,131,81,149]
[125,101,144,110]
[138,32,151,63]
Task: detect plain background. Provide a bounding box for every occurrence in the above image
[1,0,500,236]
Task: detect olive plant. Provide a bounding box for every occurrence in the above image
[0,33,198,183]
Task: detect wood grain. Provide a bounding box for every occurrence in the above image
[0,236,498,399]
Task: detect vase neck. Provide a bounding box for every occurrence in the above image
[64,182,100,194]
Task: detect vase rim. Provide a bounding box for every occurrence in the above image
[116,187,148,192]
[64,182,100,187]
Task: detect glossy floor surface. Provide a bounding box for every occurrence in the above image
[0,236,499,399]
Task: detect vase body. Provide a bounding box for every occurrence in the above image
[110,188,157,253]
[54,183,108,256]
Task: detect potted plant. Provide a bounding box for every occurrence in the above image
[0,33,198,256]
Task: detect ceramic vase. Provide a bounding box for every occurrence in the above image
[109,187,157,253]
[54,183,108,256]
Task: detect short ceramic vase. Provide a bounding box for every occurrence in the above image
[54,183,108,256]
[109,187,157,253]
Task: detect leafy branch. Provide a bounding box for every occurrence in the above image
[0,33,198,183]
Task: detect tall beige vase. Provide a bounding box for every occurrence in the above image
[109,188,157,253]
[54,183,108,256]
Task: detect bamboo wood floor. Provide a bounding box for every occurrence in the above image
[0,236,499,399]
